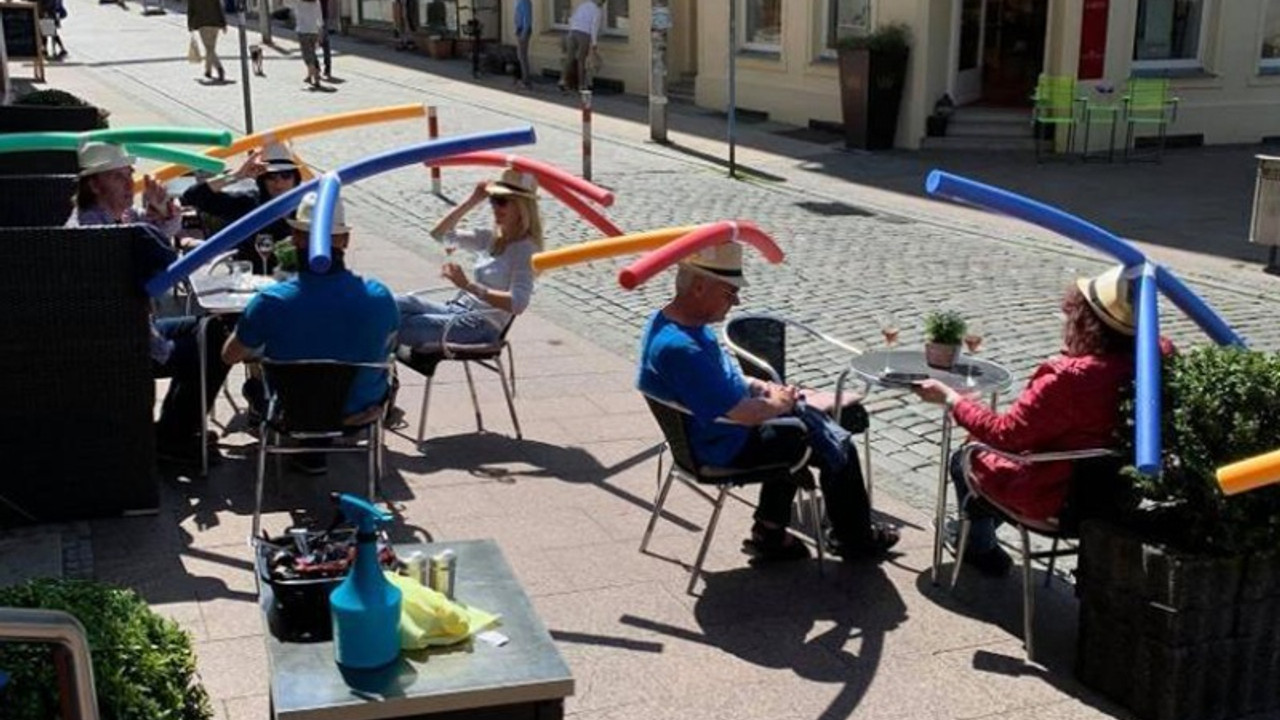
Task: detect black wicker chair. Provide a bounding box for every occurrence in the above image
[0,226,159,525]
[0,175,76,228]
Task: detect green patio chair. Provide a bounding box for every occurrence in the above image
[1031,74,1082,163]
[1122,77,1180,163]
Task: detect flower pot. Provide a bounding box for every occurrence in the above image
[424,37,453,60]
[924,342,959,370]
[837,46,909,150]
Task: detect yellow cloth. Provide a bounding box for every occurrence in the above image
[384,572,501,649]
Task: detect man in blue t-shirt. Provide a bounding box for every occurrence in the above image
[222,191,398,474]
[637,243,898,562]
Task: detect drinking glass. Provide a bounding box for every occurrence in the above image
[255,234,275,274]
[878,311,899,374]
[229,261,253,291]
[963,320,984,387]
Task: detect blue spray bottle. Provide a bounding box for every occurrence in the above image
[329,493,402,669]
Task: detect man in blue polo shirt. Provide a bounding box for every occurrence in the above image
[222,191,398,474]
[637,243,898,563]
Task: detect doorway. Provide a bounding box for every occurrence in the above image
[952,0,1048,106]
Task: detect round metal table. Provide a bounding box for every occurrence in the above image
[847,349,1013,584]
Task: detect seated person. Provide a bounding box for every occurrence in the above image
[913,265,1149,576]
[180,142,302,273]
[396,169,542,350]
[637,243,899,562]
[221,191,398,474]
[67,142,231,466]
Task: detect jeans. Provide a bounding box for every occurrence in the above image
[152,316,232,443]
[396,295,500,349]
[950,449,1000,552]
[729,413,874,547]
[516,31,532,85]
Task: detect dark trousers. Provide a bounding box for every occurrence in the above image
[153,316,232,442]
[320,28,332,76]
[730,421,873,546]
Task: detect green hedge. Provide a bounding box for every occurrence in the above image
[0,578,212,720]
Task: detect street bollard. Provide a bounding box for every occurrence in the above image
[428,106,442,195]
[581,90,593,181]
[1249,155,1280,273]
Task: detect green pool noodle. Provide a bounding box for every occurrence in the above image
[85,127,234,147]
[0,133,81,153]
[124,144,226,173]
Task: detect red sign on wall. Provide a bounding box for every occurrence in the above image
[1078,0,1109,79]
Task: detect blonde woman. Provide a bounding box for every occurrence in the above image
[396,169,543,349]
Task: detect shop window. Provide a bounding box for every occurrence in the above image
[824,0,871,51]
[741,0,782,53]
[1133,0,1210,70]
[1262,0,1280,70]
[551,0,631,35]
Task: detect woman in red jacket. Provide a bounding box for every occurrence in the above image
[913,265,1137,576]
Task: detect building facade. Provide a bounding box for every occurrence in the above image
[384,1,1280,150]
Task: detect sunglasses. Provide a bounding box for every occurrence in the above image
[262,171,295,181]
[489,195,512,208]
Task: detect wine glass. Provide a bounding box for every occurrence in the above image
[963,320,984,387]
[254,234,275,275]
[878,311,899,374]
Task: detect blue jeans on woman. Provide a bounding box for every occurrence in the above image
[396,295,500,349]
[950,449,1001,552]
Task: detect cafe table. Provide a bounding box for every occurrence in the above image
[261,539,574,720]
[186,271,278,474]
[846,349,1013,584]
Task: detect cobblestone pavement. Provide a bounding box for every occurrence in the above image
[54,2,1280,521]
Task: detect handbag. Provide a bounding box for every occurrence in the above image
[38,18,57,36]
[187,35,203,64]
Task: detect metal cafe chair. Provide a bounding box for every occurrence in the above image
[252,358,391,541]
[395,288,521,444]
[639,393,825,595]
[1031,74,1083,163]
[1122,77,1180,163]
[950,442,1124,659]
[721,312,874,504]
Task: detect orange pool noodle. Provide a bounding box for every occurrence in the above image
[1216,448,1280,496]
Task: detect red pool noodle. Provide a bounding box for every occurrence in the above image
[426,151,614,207]
[617,221,783,290]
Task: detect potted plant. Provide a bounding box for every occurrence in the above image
[836,22,910,150]
[0,89,107,175]
[923,309,965,369]
[423,34,454,60]
[1076,346,1280,720]
[0,578,213,720]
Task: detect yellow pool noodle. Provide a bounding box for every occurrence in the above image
[532,226,700,273]
[1216,448,1280,496]
[137,104,427,189]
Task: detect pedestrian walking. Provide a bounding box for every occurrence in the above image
[318,0,336,80]
[513,0,532,90]
[289,0,324,90]
[557,0,603,93]
[187,0,227,83]
[37,0,68,59]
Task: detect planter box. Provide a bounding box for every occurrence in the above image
[1076,519,1280,720]
[0,104,101,175]
[836,47,908,151]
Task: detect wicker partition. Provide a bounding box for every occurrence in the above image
[0,175,76,228]
[0,226,158,525]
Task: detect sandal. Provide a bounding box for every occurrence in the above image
[830,522,900,560]
[742,523,810,563]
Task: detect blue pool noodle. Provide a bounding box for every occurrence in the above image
[1133,265,1162,475]
[1153,265,1245,347]
[309,173,341,273]
[145,126,537,296]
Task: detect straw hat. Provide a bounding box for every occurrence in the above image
[287,191,352,234]
[484,168,539,199]
[77,142,135,178]
[681,242,747,289]
[1077,265,1135,335]
[260,142,300,173]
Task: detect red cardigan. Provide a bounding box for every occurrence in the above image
[952,352,1132,522]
